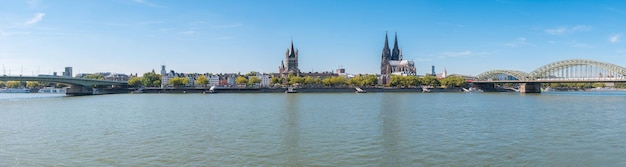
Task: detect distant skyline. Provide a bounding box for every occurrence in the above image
[1,0,626,76]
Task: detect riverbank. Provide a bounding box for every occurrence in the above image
[136,87,465,94]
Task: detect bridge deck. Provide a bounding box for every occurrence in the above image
[0,76,127,86]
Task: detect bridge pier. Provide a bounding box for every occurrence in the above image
[519,83,541,93]
[66,86,95,96]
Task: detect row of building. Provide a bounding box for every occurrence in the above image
[159,66,271,88]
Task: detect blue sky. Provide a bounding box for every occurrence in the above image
[1,0,626,76]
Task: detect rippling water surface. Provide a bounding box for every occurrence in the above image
[1,92,625,166]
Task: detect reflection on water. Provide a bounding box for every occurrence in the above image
[284,94,300,165]
[380,93,401,166]
[1,92,626,166]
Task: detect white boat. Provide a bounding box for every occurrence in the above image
[463,87,483,93]
[0,88,31,93]
[208,86,215,93]
[285,87,297,93]
[355,87,367,93]
[422,87,431,93]
[542,87,552,92]
[38,87,67,94]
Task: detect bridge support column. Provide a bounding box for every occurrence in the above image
[66,86,94,96]
[519,83,541,93]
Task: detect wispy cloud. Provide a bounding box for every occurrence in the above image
[606,7,626,15]
[27,0,41,9]
[179,30,195,35]
[572,43,594,48]
[439,51,488,58]
[211,23,243,29]
[216,36,235,40]
[0,29,30,36]
[132,0,158,7]
[413,58,433,62]
[504,37,529,47]
[609,33,622,43]
[544,25,591,35]
[25,13,45,25]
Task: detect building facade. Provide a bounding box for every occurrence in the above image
[279,40,300,77]
[62,67,72,77]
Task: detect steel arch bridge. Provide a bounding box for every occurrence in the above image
[475,59,626,81]
[475,70,531,81]
[0,75,128,87]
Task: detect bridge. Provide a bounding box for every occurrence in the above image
[472,59,626,93]
[0,75,128,95]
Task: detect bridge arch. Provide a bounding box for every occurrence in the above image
[475,70,531,81]
[529,59,626,79]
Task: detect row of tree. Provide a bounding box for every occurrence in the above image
[127,72,162,87]
[0,81,69,88]
[389,75,466,87]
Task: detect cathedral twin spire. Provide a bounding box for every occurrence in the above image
[382,31,402,61]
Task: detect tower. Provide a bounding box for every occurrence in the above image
[380,32,391,75]
[280,39,300,76]
[391,32,402,61]
[160,65,167,88]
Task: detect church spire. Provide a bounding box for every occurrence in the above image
[391,32,400,60]
[382,31,391,59]
[290,39,295,57]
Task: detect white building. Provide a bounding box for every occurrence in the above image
[259,74,270,87]
[160,65,168,88]
[186,75,196,87]
[209,75,220,86]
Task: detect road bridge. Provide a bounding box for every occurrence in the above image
[473,59,626,93]
[0,75,128,95]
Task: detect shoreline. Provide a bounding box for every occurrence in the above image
[135,87,465,94]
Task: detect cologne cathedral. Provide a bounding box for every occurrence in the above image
[380,32,416,76]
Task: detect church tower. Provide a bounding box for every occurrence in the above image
[381,32,391,75]
[391,32,402,61]
[281,39,300,76]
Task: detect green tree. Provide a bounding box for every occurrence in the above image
[142,72,162,87]
[6,81,21,88]
[288,76,305,86]
[363,75,378,86]
[246,71,258,76]
[389,75,402,87]
[440,76,466,87]
[235,76,248,86]
[422,75,440,87]
[592,82,605,88]
[350,75,365,86]
[26,81,40,88]
[304,76,321,86]
[168,77,189,87]
[0,81,5,88]
[128,77,143,87]
[270,77,281,85]
[248,76,262,86]
[323,76,348,87]
[84,74,104,80]
[196,75,209,87]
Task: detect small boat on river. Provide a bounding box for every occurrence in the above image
[285,87,297,93]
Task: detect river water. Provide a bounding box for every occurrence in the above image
[1,92,625,166]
